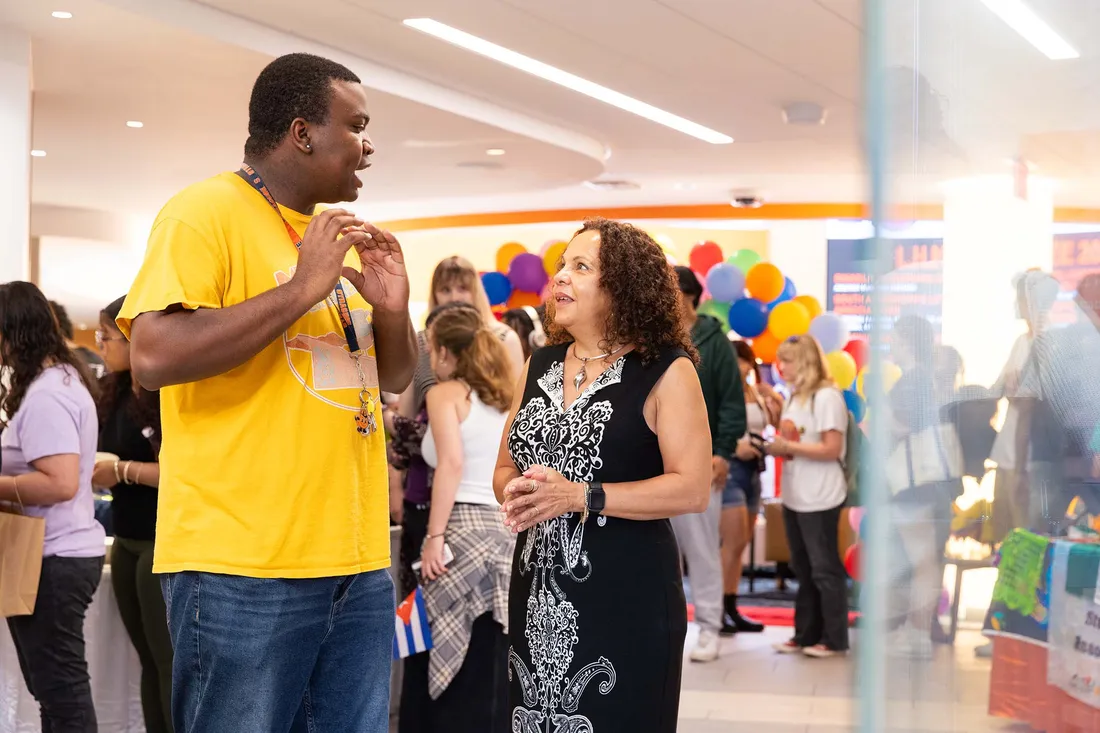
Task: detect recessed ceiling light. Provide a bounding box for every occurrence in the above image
[51,11,73,19]
[403,18,733,145]
[977,0,1079,60]
[30,150,46,158]
[126,120,144,128]
[673,182,697,191]
[485,148,506,156]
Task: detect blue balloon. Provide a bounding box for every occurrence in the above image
[728,297,769,338]
[705,264,746,304]
[809,312,850,353]
[481,271,512,306]
[768,277,797,307]
[843,389,866,423]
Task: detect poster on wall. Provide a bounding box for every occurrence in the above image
[1047,542,1100,706]
[826,238,944,335]
[1052,232,1100,326]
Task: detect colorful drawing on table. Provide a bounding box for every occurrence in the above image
[983,529,1053,645]
[1047,541,1100,707]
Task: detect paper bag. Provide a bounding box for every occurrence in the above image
[0,505,45,617]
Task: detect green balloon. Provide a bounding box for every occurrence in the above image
[727,249,762,272]
[697,299,730,332]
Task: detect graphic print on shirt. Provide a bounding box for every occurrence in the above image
[507,357,623,733]
[275,267,379,408]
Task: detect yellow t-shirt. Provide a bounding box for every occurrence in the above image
[117,171,389,578]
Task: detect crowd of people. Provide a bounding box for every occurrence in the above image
[7,48,1100,733]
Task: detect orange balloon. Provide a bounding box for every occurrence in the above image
[751,330,781,364]
[745,263,785,303]
[793,295,823,320]
[495,242,527,274]
[507,291,542,309]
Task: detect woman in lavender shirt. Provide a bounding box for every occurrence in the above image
[0,281,104,733]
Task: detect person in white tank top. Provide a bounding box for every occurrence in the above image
[412,306,517,727]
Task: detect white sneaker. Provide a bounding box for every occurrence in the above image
[890,624,934,660]
[690,629,721,663]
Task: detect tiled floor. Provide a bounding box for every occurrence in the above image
[676,625,1030,733]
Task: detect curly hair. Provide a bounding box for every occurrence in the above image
[545,218,697,365]
[0,282,98,429]
[244,53,361,159]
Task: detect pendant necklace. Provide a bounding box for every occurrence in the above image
[572,343,626,392]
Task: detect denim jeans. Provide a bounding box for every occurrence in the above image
[161,569,395,733]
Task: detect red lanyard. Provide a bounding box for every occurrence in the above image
[236,164,361,354]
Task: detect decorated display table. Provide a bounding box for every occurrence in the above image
[985,530,1100,732]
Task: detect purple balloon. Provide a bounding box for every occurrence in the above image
[809,312,850,353]
[705,264,746,304]
[728,297,769,338]
[508,253,549,293]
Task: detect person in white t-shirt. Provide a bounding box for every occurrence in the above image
[764,334,850,659]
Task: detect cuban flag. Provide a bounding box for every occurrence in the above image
[393,587,433,660]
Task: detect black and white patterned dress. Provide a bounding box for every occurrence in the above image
[506,344,688,733]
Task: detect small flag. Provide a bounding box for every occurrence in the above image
[393,587,433,660]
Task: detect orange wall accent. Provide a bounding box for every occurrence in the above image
[377,202,1100,232]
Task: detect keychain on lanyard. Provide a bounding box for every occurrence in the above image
[237,164,377,435]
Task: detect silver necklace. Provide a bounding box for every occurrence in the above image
[571,343,626,392]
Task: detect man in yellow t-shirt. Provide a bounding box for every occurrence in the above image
[117,53,417,733]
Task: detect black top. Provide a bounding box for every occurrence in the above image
[506,343,689,732]
[99,388,160,540]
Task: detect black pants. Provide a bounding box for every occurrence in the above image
[7,555,104,733]
[783,505,850,651]
[398,612,510,733]
[399,501,430,598]
[111,538,174,733]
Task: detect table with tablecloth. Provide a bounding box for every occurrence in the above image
[984,530,1100,732]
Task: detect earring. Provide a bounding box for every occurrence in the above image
[305,143,312,151]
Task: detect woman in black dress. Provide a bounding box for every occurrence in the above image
[493,218,712,732]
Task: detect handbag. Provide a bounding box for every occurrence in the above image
[0,486,45,618]
[885,422,963,496]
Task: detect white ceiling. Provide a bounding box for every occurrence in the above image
[4,0,1100,223]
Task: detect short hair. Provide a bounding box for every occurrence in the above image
[673,266,704,308]
[244,53,361,159]
[49,299,74,340]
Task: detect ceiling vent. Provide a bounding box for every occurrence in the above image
[782,102,827,126]
[583,179,640,191]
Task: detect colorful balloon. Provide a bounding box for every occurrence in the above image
[481,271,512,306]
[542,241,567,277]
[728,298,769,338]
[705,264,746,304]
[727,249,762,272]
[769,277,797,306]
[793,295,823,320]
[844,542,861,581]
[697,299,730,332]
[768,301,811,341]
[844,337,869,372]
[843,389,866,423]
[539,238,565,256]
[847,506,865,534]
[507,290,542,309]
[856,362,902,398]
[809,313,850,354]
[826,350,858,390]
[508,253,549,293]
[495,242,527,273]
[751,330,781,364]
[745,263,785,303]
[689,241,724,275]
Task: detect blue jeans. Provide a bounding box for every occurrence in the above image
[161,569,395,733]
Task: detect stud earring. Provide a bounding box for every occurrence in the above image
[305,143,312,150]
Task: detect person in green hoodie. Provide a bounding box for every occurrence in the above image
[671,266,747,662]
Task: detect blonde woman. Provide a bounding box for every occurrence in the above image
[765,334,849,658]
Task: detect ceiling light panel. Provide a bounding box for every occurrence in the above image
[977,0,1079,60]
[402,18,733,145]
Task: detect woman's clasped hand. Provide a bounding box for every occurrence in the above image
[500,465,584,534]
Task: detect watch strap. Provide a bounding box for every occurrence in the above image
[588,481,606,514]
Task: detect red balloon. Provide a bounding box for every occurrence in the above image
[689,241,724,275]
[843,542,861,581]
[844,338,870,372]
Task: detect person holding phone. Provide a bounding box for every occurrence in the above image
[402,304,516,732]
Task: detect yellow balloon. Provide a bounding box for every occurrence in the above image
[768,301,811,341]
[793,295,823,320]
[826,350,858,390]
[495,242,527,274]
[856,362,902,398]
[543,241,567,276]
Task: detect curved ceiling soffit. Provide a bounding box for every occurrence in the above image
[95,0,609,166]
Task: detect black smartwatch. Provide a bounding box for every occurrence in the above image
[586,482,606,515]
